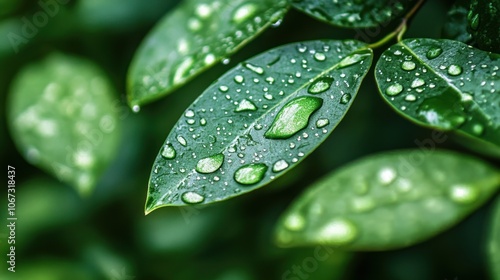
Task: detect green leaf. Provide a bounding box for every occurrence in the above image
[467,0,500,52]
[7,53,121,195]
[127,0,289,108]
[441,0,473,44]
[146,40,373,212]
[290,0,414,28]
[275,150,500,250]
[488,196,500,280]
[375,38,500,155]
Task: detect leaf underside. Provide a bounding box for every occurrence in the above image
[146,40,373,213]
[275,150,500,250]
[127,0,289,107]
[291,0,415,28]
[7,53,121,195]
[375,38,500,155]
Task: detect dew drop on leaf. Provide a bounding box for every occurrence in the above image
[307,77,333,94]
[177,135,187,146]
[338,51,370,69]
[340,93,352,104]
[243,62,264,74]
[181,191,205,204]
[447,64,463,76]
[161,144,176,159]
[234,163,268,185]
[196,153,224,174]
[385,83,403,96]
[313,52,326,61]
[317,218,358,245]
[426,47,443,59]
[449,185,479,204]
[315,118,329,128]
[411,78,425,88]
[265,96,323,139]
[401,61,416,71]
[272,159,289,172]
[284,214,305,231]
[235,98,257,112]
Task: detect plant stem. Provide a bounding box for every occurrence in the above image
[367,0,426,49]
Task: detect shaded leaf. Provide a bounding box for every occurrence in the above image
[375,38,500,155]
[7,53,121,195]
[290,0,415,28]
[441,0,473,43]
[488,196,500,280]
[275,150,500,250]
[127,0,289,108]
[467,0,500,52]
[146,40,373,212]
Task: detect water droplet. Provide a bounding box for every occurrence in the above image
[411,78,425,88]
[181,191,205,204]
[351,197,375,213]
[417,94,466,129]
[265,96,323,139]
[132,105,140,113]
[272,160,289,172]
[244,62,264,74]
[234,75,244,83]
[378,167,396,185]
[449,185,478,204]
[447,65,462,76]
[234,163,268,185]
[222,58,231,65]
[340,93,352,104]
[161,144,176,159]
[196,154,224,174]
[177,135,187,146]
[316,118,329,128]
[284,214,305,231]
[235,99,257,112]
[200,118,207,126]
[338,51,371,69]
[233,3,257,23]
[405,94,417,102]
[307,77,333,94]
[314,52,326,61]
[386,83,403,96]
[204,53,215,65]
[219,85,229,92]
[426,47,442,59]
[401,61,416,71]
[471,123,484,135]
[317,218,358,245]
[185,110,195,118]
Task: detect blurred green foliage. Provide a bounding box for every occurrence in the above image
[1,0,499,279]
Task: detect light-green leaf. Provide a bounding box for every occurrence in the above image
[7,53,121,195]
[127,0,289,108]
[290,0,414,28]
[488,196,500,280]
[146,40,373,213]
[275,150,500,250]
[375,38,500,156]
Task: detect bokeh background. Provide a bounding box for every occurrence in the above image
[1,0,498,279]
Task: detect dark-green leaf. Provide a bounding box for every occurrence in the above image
[275,150,500,250]
[7,53,121,195]
[127,0,289,108]
[375,38,500,156]
[290,0,414,28]
[488,196,500,280]
[146,40,373,213]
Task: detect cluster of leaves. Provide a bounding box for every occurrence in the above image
[3,0,500,278]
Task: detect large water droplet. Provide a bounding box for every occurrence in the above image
[284,214,305,231]
[317,218,358,245]
[316,118,329,128]
[181,191,205,204]
[272,160,289,172]
[386,83,403,96]
[447,65,462,76]
[411,78,425,88]
[401,61,416,71]
[417,94,466,129]
[426,47,442,59]
[235,99,257,112]
[161,144,176,159]
[196,153,224,174]
[314,52,326,61]
[338,50,371,69]
[265,96,323,139]
[307,77,333,94]
[234,163,268,185]
[449,184,479,204]
[244,62,264,74]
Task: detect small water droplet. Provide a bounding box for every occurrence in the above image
[447,65,462,76]
[196,153,224,174]
[272,160,289,172]
[317,218,358,245]
[340,93,352,104]
[235,99,257,112]
[200,118,207,126]
[244,62,264,74]
[219,85,229,92]
[471,123,484,135]
[449,185,478,204]
[132,105,141,113]
[308,77,333,94]
[234,75,244,83]
[378,167,396,185]
[316,118,329,128]
[181,191,205,204]
[314,52,326,61]
[265,96,323,139]
[401,61,416,71]
[338,51,371,68]
[405,94,417,102]
[161,144,176,159]
[411,78,425,88]
[284,214,305,231]
[234,163,268,185]
[351,197,375,213]
[177,135,187,146]
[386,83,403,96]
[222,58,231,65]
[232,3,257,23]
[426,47,443,59]
[185,110,195,118]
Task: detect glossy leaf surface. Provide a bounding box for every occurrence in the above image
[146,40,373,212]
[275,150,500,250]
